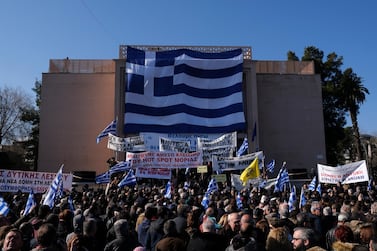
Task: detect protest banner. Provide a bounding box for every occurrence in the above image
[126,151,203,169]
[212,174,227,183]
[107,133,145,152]
[135,167,171,180]
[159,137,190,153]
[197,166,208,173]
[197,132,237,149]
[212,151,264,172]
[317,160,369,184]
[0,169,72,193]
[141,132,222,152]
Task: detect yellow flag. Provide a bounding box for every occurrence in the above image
[240,157,260,185]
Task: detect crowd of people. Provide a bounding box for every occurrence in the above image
[1,170,377,251]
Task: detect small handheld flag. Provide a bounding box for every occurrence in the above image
[23,190,36,216]
[96,120,117,144]
[240,157,259,185]
[118,169,137,188]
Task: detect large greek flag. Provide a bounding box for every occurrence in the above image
[125,47,245,133]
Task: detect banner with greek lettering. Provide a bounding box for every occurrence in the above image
[159,137,190,152]
[317,160,369,184]
[135,167,171,179]
[107,133,145,152]
[141,132,222,152]
[212,151,264,172]
[0,169,73,193]
[197,132,237,163]
[126,151,203,169]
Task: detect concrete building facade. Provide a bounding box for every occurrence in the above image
[38,45,326,177]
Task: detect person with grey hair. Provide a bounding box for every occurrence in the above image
[187,216,227,251]
[325,213,349,250]
[292,227,325,251]
[104,219,138,251]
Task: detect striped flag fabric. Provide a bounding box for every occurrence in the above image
[368,179,373,191]
[201,192,210,209]
[236,192,243,210]
[206,178,218,194]
[288,186,296,212]
[308,176,317,191]
[109,160,132,175]
[95,171,110,184]
[183,181,190,191]
[125,46,245,133]
[316,183,321,195]
[68,195,75,212]
[274,163,289,192]
[266,159,275,173]
[299,186,307,208]
[23,190,36,216]
[118,169,137,188]
[236,138,249,157]
[96,120,117,143]
[164,181,172,199]
[0,197,10,216]
[42,165,63,208]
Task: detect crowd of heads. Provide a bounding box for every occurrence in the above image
[1,171,377,251]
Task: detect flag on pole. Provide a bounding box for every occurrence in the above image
[125,46,245,133]
[236,192,243,210]
[288,186,296,212]
[274,162,289,192]
[236,138,248,157]
[316,183,321,195]
[96,120,117,143]
[95,171,110,184]
[23,190,36,216]
[109,161,132,175]
[183,181,190,191]
[42,165,63,208]
[0,197,10,216]
[299,187,306,208]
[368,179,373,191]
[206,178,218,194]
[308,176,317,191]
[164,181,172,199]
[266,159,275,173]
[118,169,137,188]
[240,157,260,185]
[201,192,210,209]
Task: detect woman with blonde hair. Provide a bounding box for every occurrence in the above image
[265,226,292,251]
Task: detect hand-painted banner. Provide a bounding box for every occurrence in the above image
[212,151,264,172]
[107,133,145,152]
[317,160,369,184]
[159,137,190,153]
[135,167,171,180]
[126,151,203,169]
[0,169,72,193]
[197,132,237,149]
[141,132,223,152]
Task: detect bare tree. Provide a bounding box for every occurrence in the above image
[0,86,32,144]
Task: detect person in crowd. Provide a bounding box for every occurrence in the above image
[187,215,227,251]
[137,206,157,247]
[218,212,241,245]
[291,227,325,251]
[80,218,99,251]
[31,223,65,251]
[154,220,186,251]
[2,228,23,251]
[265,227,291,251]
[326,212,350,250]
[104,219,138,251]
[145,206,168,251]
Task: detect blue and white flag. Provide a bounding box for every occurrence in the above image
[109,161,132,175]
[164,181,172,199]
[236,192,243,210]
[118,169,137,188]
[266,159,275,173]
[68,195,75,212]
[201,192,210,209]
[23,190,36,216]
[288,186,296,212]
[368,179,373,191]
[96,120,117,143]
[95,171,110,184]
[183,181,190,191]
[42,165,63,208]
[274,163,290,192]
[0,197,10,216]
[308,176,317,191]
[316,183,321,195]
[125,46,245,133]
[299,187,306,208]
[236,138,248,157]
[206,178,218,194]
